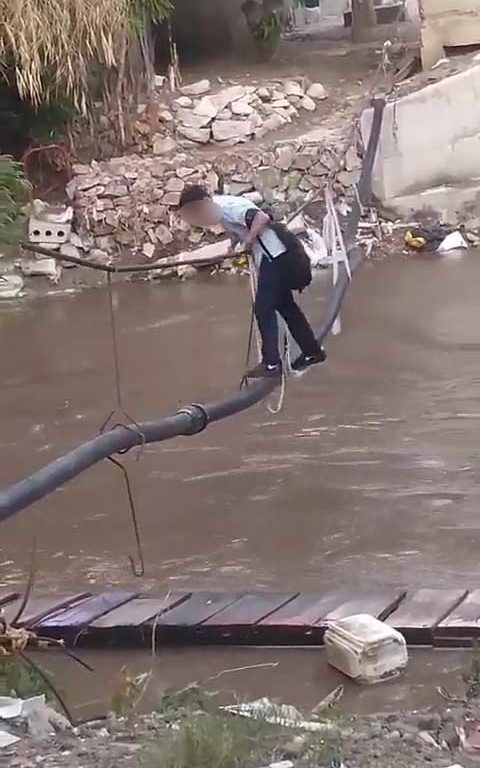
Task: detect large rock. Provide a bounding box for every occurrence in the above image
[173,96,193,108]
[271,98,291,109]
[194,86,247,119]
[152,136,176,155]
[307,82,328,100]
[284,81,304,97]
[301,96,316,112]
[155,224,174,245]
[256,113,287,137]
[180,79,211,96]
[275,145,295,171]
[162,191,182,206]
[176,108,212,128]
[231,98,254,116]
[165,176,185,193]
[177,125,211,144]
[0,274,24,299]
[212,119,253,142]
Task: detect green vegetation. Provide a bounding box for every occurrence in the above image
[0,658,51,699]
[142,686,341,768]
[0,155,30,246]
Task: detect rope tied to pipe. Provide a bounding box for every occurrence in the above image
[100,272,146,578]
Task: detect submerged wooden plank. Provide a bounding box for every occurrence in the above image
[387,589,467,643]
[261,593,348,627]
[16,593,91,627]
[92,594,190,629]
[39,591,138,632]
[155,592,242,627]
[321,590,406,624]
[436,590,480,639]
[202,593,298,627]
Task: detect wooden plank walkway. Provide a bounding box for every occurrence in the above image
[3,588,480,648]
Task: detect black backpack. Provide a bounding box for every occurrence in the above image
[245,208,312,292]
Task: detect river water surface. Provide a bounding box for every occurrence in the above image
[1,252,479,713]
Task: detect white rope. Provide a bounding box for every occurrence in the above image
[247,254,287,415]
[323,185,351,336]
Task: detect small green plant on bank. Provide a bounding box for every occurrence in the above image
[143,686,341,768]
[463,641,480,699]
[0,659,51,699]
[0,155,30,246]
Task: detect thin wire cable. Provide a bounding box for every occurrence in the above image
[108,456,145,578]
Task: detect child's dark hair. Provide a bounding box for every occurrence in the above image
[179,185,211,208]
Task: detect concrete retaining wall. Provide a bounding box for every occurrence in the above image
[361,64,480,222]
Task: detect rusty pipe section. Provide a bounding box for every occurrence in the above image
[0,98,385,522]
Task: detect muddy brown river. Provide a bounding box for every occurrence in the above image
[1,251,479,714]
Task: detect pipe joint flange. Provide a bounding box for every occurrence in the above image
[176,403,209,435]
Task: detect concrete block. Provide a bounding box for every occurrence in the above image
[362,64,480,204]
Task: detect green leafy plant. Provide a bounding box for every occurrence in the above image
[0,155,30,245]
[143,713,279,768]
[0,659,51,699]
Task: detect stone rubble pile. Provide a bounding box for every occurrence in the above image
[133,77,328,150]
[69,125,361,262]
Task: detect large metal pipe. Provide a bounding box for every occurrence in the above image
[0,98,385,522]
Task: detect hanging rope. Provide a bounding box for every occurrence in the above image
[99,272,146,577]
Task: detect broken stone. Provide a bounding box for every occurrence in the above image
[194,85,246,119]
[59,242,81,264]
[165,177,185,193]
[253,166,282,202]
[173,95,193,108]
[205,170,219,192]
[227,180,254,196]
[159,109,174,122]
[177,264,198,279]
[90,247,112,263]
[231,98,254,116]
[155,224,174,245]
[152,135,176,155]
[294,152,316,171]
[188,230,204,245]
[345,145,362,171]
[148,204,168,221]
[176,167,196,179]
[257,87,271,101]
[284,81,304,97]
[256,113,287,137]
[177,125,210,144]
[0,274,24,299]
[142,242,156,259]
[307,82,328,100]
[212,119,253,142]
[65,178,77,200]
[162,191,182,206]
[180,79,211,96]
[72,163,91,175]
[275,145,295,171]
[176,108,212,129]
[216,108,233,120]
[19,257,61,283]
[337,169,361,187]
[301,95,316,112]
[271,98,291,109]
